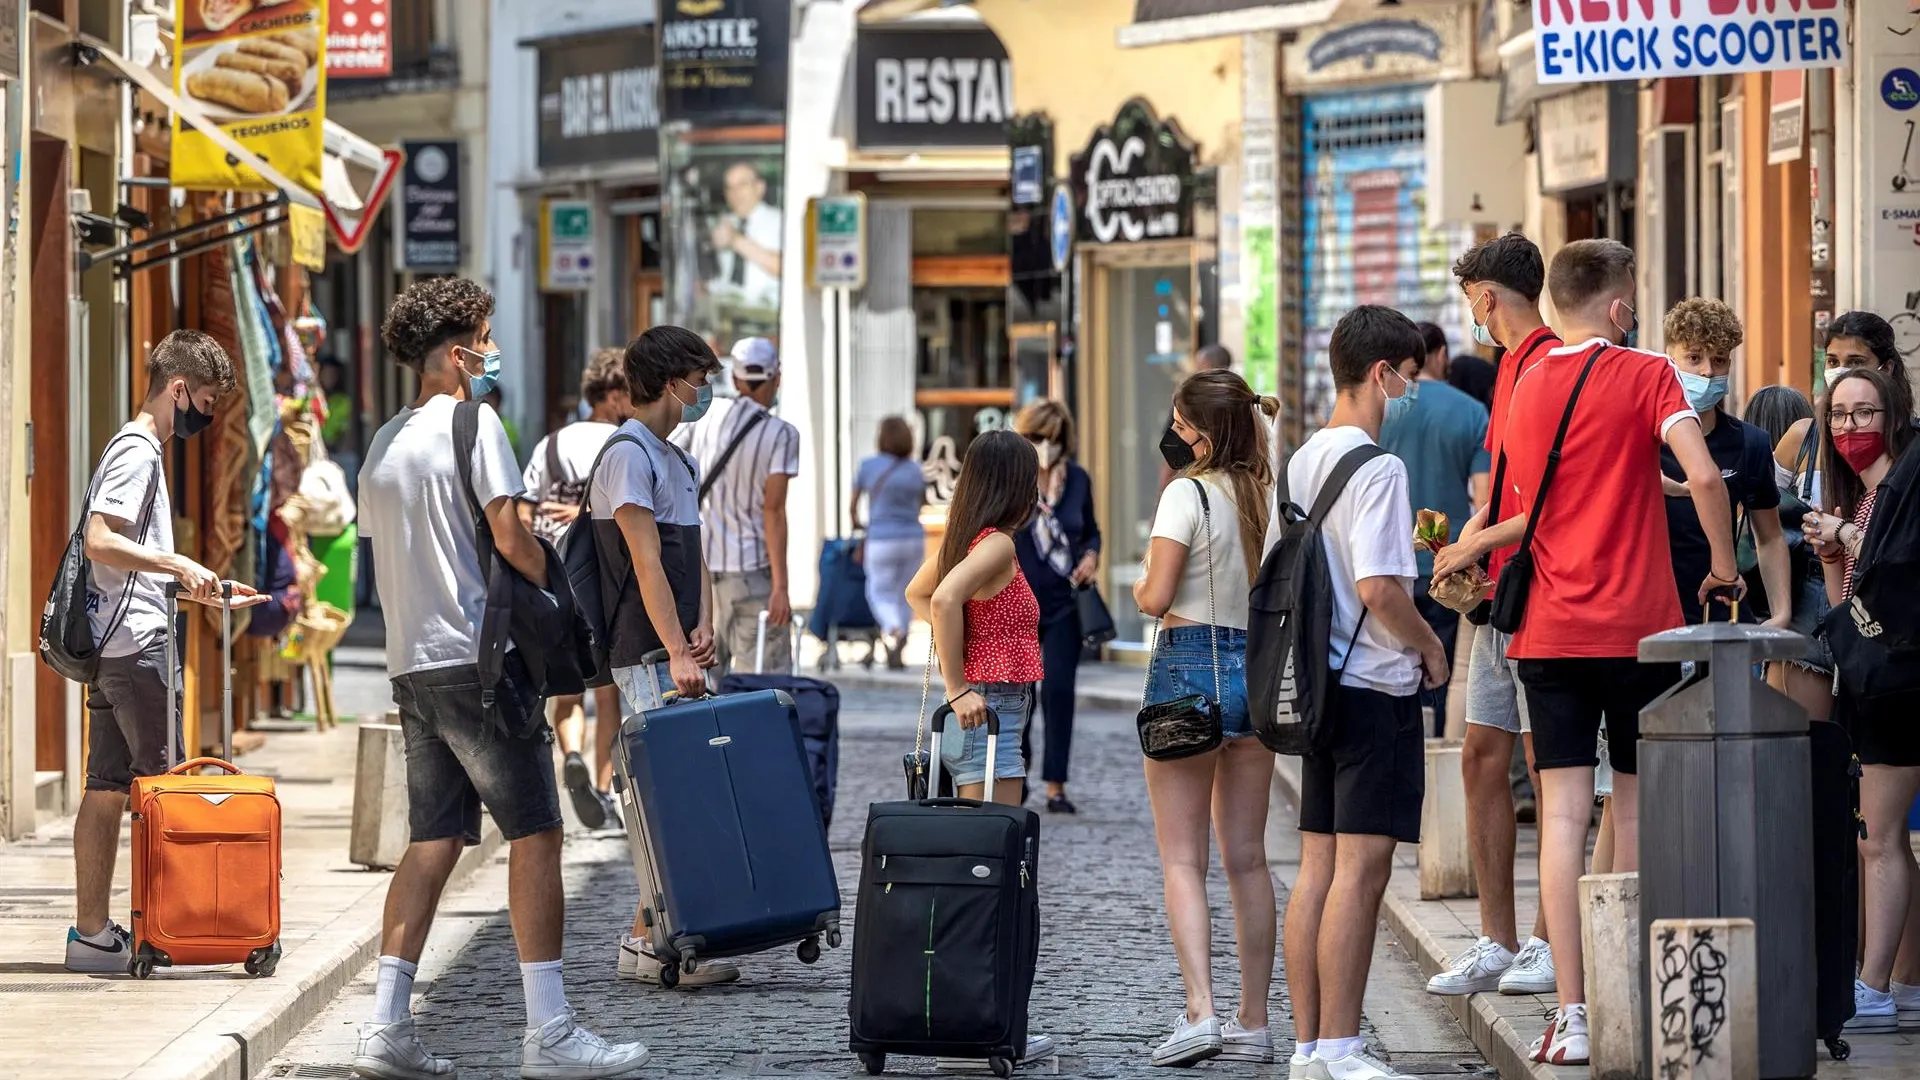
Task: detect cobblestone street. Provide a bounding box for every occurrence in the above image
[260,686,1488,1079]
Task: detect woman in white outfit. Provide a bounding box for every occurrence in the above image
[851,416,926,668]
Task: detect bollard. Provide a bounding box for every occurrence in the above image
[349,719,408,870]
[1649,917,1759,1080]
[1581,872,1643,1080]
[1418,740,1476,899]
[1637,623,1815,1078]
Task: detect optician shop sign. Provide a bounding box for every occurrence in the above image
[1533,0,1847,85]
[1068,98,1197,245]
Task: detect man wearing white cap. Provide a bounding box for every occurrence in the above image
[672,337,799,673]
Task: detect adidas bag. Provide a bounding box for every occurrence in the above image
[1247,444,1385,755]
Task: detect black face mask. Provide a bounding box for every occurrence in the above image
[1159,424,1198,472]
[174,395,214,440]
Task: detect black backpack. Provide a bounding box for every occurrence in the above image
[40,432,161,684]
[557,429,644,689]
[452,401,598,706]
[1248,443,1387,755]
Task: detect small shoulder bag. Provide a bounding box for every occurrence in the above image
[1136,478,1225,761]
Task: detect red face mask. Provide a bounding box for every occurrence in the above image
[1834,430,1888,474]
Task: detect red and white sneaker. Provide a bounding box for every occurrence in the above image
[1530,1003,1588,1065]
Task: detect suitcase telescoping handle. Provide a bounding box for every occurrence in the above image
[925,702,999,804]
[638,647,710,702]
[164,581,235,774]
[752,610,802,675]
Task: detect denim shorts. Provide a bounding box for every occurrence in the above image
[390,652,561,844]
[1144,625,1253,740]
[84,638,182,794]
[940,682,1031,787]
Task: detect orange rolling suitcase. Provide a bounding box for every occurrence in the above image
[127,583,281,979]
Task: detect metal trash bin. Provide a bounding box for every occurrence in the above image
[1637,622,1817,1079]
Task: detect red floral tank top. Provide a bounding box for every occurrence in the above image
[963,529,1045,684]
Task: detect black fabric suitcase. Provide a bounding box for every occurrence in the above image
[1809,719,1860,1058]
[848,704,1040,1078]
[716,613,841,826]
[614,661,841,986]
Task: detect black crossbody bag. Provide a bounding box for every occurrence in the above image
[1136,478,1224,761]
[1489,343,1608,635]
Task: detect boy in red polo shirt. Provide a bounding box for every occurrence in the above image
[1493,239,1741,1064]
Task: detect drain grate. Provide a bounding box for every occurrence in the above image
[264,1065,356,1079]
[0,982,110,992]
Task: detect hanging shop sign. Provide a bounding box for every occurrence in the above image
[326,0,389,78]
[1068,99,1197,245]
[661,0,792,124]
[171,0,327,193]
[1282,6,1474,92]
[1769,69,1806,164]
[537,28,660,169]
[805,194,866,289]
[541,199,595,291]
[1533,0,1846,84]
[398,139,460,269]
[854,26,1012,149]
[1536,84,1620,193]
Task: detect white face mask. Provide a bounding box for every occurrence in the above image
[1035,441,1063,469]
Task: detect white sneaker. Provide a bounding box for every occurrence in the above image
[615,936,739,987]
[1425,936,1513,996]
[519,1010,648,1079]
[1306,1049,1405,1079]
[1497,937,1556,995]
[1533,1003,1588,1065]
[1894,981,1920,1029]
[1288,1048,1313,1080]
[353,1017,456,1080]
[1219,1020,1273,1063]
[1846,980,1899,1034]
[1150,1014,1224,1067]
[63,923,132,974]
[933,1035,1058,1070]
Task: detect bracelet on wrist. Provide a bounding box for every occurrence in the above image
[945,688,979,707]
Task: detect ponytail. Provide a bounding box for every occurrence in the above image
[1255,394,1281,420]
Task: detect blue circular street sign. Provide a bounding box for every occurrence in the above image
[1884,68,1920,112]
[1050,186,1073,274]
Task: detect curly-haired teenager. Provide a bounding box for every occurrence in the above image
[356,277,650,1079]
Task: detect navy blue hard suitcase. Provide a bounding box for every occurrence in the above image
[614,680,841,986]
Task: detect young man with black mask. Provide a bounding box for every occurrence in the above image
[356,278,649,1079]
[65,330,267,973]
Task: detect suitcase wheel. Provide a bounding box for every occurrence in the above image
[130,957,154,980]
[858,1051,885,1076]
[797,937,821,965]
[683,953,699,975]
[1827,1036,1851,1061]
[989,1057,1013,1078]
[659,962,680,989]
[827,928,842,950]
[244,942,281,977]
[130,941,167,980]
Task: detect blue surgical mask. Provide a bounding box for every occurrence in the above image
[673,379,714,424]
[1677,370,1729,413]
[1470,294,1497,348]
[1384,368,1417,424]
[459,345,502,399]
[1611,299,1639,349]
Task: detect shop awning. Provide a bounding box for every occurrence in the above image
[1118,0,1344,47]
[77,35,321,212]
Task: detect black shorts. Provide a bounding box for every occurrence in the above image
[1839,686,1920,767]
[390,652,562,844]
[1515,657,1682,775]
[84,638,182,794]
[1299,685,1424,843]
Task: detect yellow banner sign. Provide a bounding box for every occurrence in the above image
[287,203,326,270]
[171,0,327,194]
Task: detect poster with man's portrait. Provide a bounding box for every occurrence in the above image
[664,130,785,358]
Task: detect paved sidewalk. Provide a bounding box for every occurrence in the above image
[0,650,501,1080]
[262,685,1487,1079]
[1268,755,1918,1080]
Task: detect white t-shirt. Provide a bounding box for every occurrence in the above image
[523,420,620,500]
[1150,475,1254,630]
[1285,425,1421,696]
[709,202,783,309]
[358,396,524,677]
[86,425,173,657]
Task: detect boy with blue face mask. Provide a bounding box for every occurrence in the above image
[1657,298,1793,629]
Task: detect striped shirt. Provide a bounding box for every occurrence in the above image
[671,395,799,573]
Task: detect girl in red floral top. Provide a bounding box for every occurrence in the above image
[907,430,1044,806]
[1805,364,1920,1033]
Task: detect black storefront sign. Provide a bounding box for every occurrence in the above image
[399,140,462,269]
[660,0,792,124]
[1068,99,1197,244]
[537,28,660,169]
[854,27,1012,148]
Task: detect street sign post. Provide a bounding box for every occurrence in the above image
[807,194,867,290]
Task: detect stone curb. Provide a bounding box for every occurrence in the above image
[1268,755,1566,1080]
[124,821,507,1080]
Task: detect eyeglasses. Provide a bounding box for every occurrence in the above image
[1827,406,1884,430]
